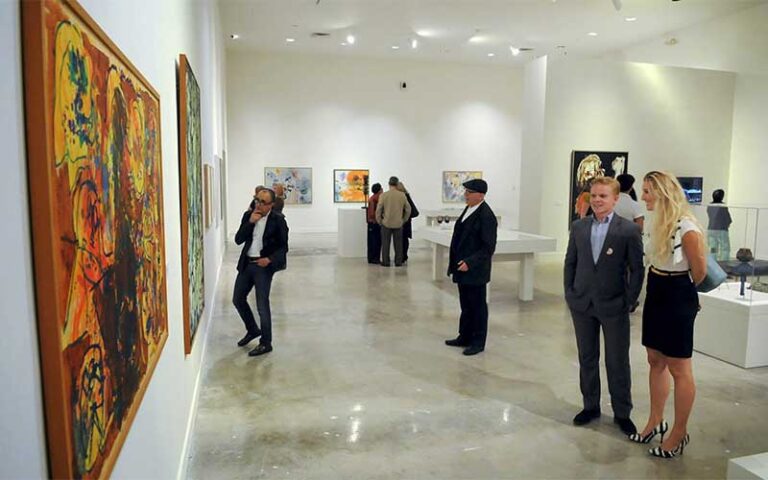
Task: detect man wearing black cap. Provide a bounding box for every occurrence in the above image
[444,178,497,356]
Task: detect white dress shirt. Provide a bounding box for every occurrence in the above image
[247,210,270,257]
[461,200,484,222]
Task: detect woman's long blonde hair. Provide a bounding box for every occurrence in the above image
[644,171,705,264]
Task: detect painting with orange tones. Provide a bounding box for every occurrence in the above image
[21,0,167,478]
[334,169,369,203]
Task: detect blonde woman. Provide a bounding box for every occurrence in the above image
[631,171,706,458]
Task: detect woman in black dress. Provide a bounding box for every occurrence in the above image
[630,171,706,458]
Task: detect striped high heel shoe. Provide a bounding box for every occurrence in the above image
[628,420,668,444]
[649,433,690,458]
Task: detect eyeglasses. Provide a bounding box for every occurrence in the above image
[255,199,272,205]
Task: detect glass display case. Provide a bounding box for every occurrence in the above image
[689,204,768,368]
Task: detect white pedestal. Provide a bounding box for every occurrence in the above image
[695,283,768,368]
[728,452,768,479]
[337,208,367,258]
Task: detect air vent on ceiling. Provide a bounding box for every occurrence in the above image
[519,47,534,52]
[311,32,331,38]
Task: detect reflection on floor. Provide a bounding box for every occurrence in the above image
[187,240,768,479]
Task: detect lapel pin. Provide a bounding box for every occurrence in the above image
[606,247,614,255]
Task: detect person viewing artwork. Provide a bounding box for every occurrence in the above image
[631,171,707,458]
[614,174,644,232]
[396,181,419,263]
[706,189,732,261]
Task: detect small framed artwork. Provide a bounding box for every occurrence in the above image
[203,164,214,229]
[264,167,313,204]
[334,169,369,203]
[569,150,629,226]
[442,171,482,203]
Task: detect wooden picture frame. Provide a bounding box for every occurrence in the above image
[178,53,205,355]
[22,0,168,477]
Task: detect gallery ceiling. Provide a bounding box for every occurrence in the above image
[219,0,765,64]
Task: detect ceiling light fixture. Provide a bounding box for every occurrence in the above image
[286,38,295,43]
[510,47,520,56]
[625,17,637,22]
[487,53,495,57]
[230,34,240,40]
[391,45,400,50]
[346,34,355,45]
[587,32,598,37]
[411,39,418,49]
[341,42,347,46]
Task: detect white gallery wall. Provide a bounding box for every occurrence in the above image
[226,51,523,234]
[529,57,736,253]
[0,0,227,478]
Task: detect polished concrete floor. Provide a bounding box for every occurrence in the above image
[188,237,768,479]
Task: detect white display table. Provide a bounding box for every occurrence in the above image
[421,226,556,301]
[424,209,501,226]
[695,283,768,368]
[728,452,768,479]
[337,208,367,258]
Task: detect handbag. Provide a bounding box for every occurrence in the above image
[696,253,727,293]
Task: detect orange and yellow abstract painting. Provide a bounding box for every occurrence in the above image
[23,0,167,478]
[333,169,369,203]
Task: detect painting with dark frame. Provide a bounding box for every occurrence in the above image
[333,169,369,203]
[178,53,204,355]
[21,0,168,477]
[569,150,629,227]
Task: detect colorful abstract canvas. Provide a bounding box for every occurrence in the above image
[334,169,369,203]
[178,54,204,355]
[264,167,312,205]
[22,0,168,477]
[442,171,483,203]
[569,151,629,226]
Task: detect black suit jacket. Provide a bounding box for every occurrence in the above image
[235,209,289,273]
[448,201,498,285]
[564,213,644,317]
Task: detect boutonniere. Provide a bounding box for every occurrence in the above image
[606,247,614,256]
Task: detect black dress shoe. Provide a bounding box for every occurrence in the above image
[248,344,273,357]
[381,262,391,267]
[462,345,484,356]
[614,416,637,435]
[237,330,261,347]
[445,337,469,347]
[573,408,601,425]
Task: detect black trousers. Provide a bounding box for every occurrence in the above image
[570,305,632,418]
[457,283,488,348]
[367,223,381,263]
[232,264,275,345]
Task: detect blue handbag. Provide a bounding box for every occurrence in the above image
[696,254,727,293]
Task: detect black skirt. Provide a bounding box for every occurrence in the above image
[642,269,699,358]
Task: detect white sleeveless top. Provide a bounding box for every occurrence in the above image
[652,218,701,272]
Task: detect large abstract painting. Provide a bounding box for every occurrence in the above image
[442,171,482,203]
[265,167,312,204]
[334,169,369,203]
[178,54,204,355]
[569,150,629,226]
[22,1,168,478]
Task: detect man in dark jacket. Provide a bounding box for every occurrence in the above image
[233,188,289,356]
[564,176,643,435]
[444,179,497,356]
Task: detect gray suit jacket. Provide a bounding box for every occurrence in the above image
[564,214,644,317]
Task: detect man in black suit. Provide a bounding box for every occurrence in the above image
[564,176,643,435]
[444,179,497,356]
[233,188,289,356]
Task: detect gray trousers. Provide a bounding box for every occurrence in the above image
[380,227,403,265]
[570,305,632,418]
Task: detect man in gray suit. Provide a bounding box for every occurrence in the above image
[564,176,644,436]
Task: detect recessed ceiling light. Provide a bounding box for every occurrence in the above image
[341,42,348,46]
[487,53,495,57]
[346,35,355,45]
[411,39,418,49]
[587,32,598,37]
[391,45,400,50]
[230,34,240,40]
[286,38,295,43]
[625,17,637,22]
[510,47,520,56]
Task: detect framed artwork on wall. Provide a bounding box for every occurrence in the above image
[569,150,629,226]
[217,154,226,221]
[178,53,205,356]
[264,167,313,205]
[333,169,369,203]
[442,171,483,203]
[21,0,168,477]
[203,164,214,230]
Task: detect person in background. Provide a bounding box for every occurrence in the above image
[272,183,286,214]
[615,174,644,232]
[632,171,706,458]
[366,183,383,264]
[375,176,411,267]
[706,189,732,261]
[396,181,419,264]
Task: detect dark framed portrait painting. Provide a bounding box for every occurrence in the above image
[569,150,629,226]
[22,0,168,477]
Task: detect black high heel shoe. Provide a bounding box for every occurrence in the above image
[628,420,668,444]
[649,433,690,458]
